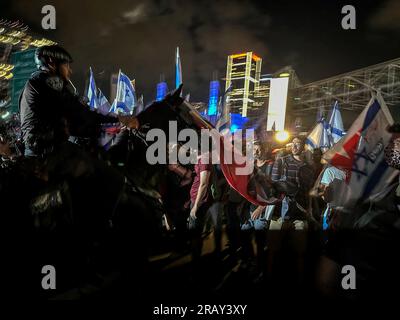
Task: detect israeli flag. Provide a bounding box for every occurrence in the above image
[328,101,345,144]
[175,47,182,90]
[114,70,136,114]
[86,67,98,110]
[323,94,398,208]
[97,89,111,115]
[306,118,332,152]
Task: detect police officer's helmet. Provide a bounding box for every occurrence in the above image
[35,45,73,69]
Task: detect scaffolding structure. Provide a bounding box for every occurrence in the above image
[290,58,400,117]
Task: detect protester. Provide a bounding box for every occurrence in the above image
[188,151,213,269]
[268,136,314,285]
[240,140,274,278]
[206,164,228,257]
[319,165,346,230]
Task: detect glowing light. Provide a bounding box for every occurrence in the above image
[207,80,219,116]
[230,124,239,133]
[30,38,57,47]
[275,130,290,143]
[252,54,261,61]
[0,64,14,71]
[1,111,10,119]
[230,113,249,132]
[267,77,289,131]
[279,72,290,77]
[230,53,247,59]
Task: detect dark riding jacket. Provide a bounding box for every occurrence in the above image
[19,70,118,156]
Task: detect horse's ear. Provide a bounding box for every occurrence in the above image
[164,84,184,107]
[172,84,183,100]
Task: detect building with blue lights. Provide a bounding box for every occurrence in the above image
[156,82,168,101]
[207,80,219,116]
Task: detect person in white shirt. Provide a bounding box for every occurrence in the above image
[319,166,346,230]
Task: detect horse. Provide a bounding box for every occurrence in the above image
[1,85,199,299]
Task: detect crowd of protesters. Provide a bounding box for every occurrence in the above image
[161,137,333,282]
[152,130,400,302]
[1,44,400,303]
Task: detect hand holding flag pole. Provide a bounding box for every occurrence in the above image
[118,114,139,129]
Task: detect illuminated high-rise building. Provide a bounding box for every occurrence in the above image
[225,52,262,117]
[0,20,56,116]
[156,82,168,101]
[156,74,168,101]
[207,80,219,116]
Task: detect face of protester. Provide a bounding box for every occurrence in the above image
[58,62,72,81]
[313,149,323,163]
[253,144,262,159]
[291,138,304,156]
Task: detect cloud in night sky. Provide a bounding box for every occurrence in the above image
[369,0,400,31]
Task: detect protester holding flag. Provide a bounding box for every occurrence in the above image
[316,94,400,300]
[322,94,398,214]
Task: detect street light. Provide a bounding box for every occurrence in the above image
[275,130,290,143]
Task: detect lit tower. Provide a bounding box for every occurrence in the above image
[225,52,262,117]
[207,71,219,116]
[156,74,168,101]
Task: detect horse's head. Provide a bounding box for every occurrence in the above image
[135,84,205,137]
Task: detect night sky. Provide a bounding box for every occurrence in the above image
[3,0,400,104]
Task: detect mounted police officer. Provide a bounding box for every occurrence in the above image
[18,44,143,231]
[19,45,137,179]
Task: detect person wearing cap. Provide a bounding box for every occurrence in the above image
[17,45,140,235]
[19,45,137,159]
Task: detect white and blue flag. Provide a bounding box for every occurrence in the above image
[113,70,136,114]
[323,94,398,209]
[328,101,345,145]
[97,89,111,115]
[306,118,332,152]
[86,67,99,110]
[175,47,182,90]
